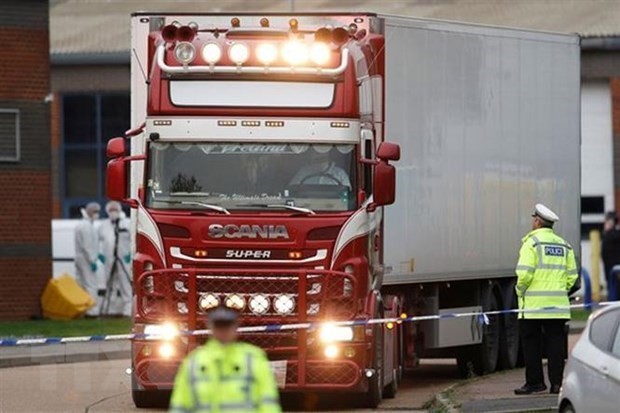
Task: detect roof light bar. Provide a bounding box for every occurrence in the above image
[156,44,349,76]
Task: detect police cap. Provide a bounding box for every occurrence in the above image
[532,203,559,223]
[208,304,239,325]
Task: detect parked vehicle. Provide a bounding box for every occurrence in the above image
[559,304,620,413]
[106,13,580,407]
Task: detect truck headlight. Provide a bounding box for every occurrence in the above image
[228,43,249,64]
[174,42,196,64]
[225,293,246,311]
[249,294,270,315]
[256,43,278,65]
[310,43,330,65]
[202,42,222,64]
[144,322,180,341]
[319,324,354,342]
[273,294,295,315]
[282,40,308,66]
[199,293,220,312]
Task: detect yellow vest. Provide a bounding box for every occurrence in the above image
[515,228,578,319]
[169,339,281,413]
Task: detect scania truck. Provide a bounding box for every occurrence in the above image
[106,13,580,408]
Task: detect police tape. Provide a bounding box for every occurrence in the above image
[0,301,616,347]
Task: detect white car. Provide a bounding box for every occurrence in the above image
[559,304,620,413]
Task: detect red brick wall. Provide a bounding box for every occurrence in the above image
[0,172,51,244]
[0,0,51,320]
[0,259,50,320]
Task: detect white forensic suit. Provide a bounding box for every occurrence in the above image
[74,210,101,316]
[98,212,132,316]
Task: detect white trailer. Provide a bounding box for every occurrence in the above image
[381,16,580,374]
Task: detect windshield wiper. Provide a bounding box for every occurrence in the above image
[180,201,231,215]
[241,204,316,215]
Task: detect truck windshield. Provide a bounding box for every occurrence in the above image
[146,142,357,212]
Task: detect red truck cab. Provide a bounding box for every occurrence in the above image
[106,13,400,408]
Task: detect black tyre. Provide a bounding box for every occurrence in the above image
[560,401,575,413]
[383,368,398,399]
[458,284,502,377]
[499,281,520,370]
[132,389,170,409]
[456,348,477,379]
[473,286,501,374]
[131,373,170,408]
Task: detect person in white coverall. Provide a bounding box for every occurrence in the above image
[74,202,103,317]
[98,201,133,316]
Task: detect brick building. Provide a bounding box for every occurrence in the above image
[0,0,51,320]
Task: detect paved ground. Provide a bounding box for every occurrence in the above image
[0,358,457,412]
[0,324,586,412]
[447,333,581,413]
[0,341,129,368]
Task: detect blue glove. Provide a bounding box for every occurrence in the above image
[90,262,98,272]
[123,254,131,264]
[98,254,106,264]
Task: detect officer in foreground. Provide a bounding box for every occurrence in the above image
[514,204,578,395]
[169,304,282,413]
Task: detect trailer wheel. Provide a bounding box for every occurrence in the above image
[475,285,502,374]
[456,349,476,378]
[499,281,520,370]
[461,284,501,376]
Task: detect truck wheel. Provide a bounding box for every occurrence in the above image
[383,368,398,399]
[131,374,170,408]
[456,349,476,378]
[470,285,501,375]
[499,281,520,370]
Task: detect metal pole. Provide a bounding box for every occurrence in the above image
[589,229,601,302]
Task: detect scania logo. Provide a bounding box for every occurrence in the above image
[208,224,289,239]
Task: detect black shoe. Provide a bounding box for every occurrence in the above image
[514,384,547,395]
[550,385,561,394]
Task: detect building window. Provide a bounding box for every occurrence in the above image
[62,93,130,218]
[0,109,20,162]
[581,196,605,215]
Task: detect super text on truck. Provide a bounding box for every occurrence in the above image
[105,13,580,408]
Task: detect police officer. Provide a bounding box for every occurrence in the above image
[514,204,578,395]
[169,305,282,413]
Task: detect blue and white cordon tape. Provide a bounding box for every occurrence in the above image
[0,301,616,347]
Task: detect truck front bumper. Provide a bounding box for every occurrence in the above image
[131,340,369,392]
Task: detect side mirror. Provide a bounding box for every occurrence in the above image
[106,157,127,202]
[106,137,126,158]
[376,142,400,161]
[373,161,396,206]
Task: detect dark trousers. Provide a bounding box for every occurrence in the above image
[520,319,567,387]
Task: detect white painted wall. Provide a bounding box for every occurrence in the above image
[580,80,614,290]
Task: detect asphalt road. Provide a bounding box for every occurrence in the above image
[0,358,457,412]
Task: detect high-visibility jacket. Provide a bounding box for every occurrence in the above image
[169,339,281,413]
[515,228,578,319]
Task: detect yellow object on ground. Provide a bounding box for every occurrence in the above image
[589,230,601,302]
[41,274,96,320]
